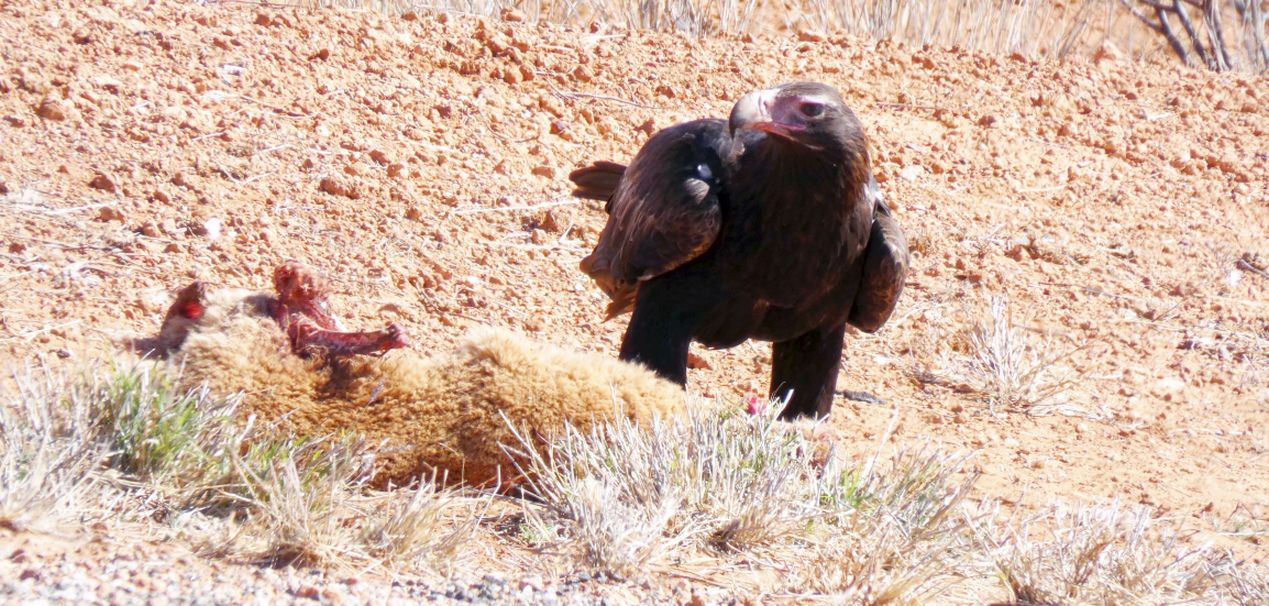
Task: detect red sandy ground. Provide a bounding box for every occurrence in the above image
[0,0,1265,590]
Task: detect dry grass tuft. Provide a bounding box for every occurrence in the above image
[0,367,103,532]
[985,505,1205,603]
[306,0,1265,72]
[1120,0,1268,73]
[913,295,1090,417]
[5,358,1268,599]
[792,448,978,602]
[509,401,976,600]
[233,440,373,567]
[359,478,490,567]
[0,360,490,572]
[958,296,1082,414]
[306,0,1106,61]
[307,0,759,34]
[970,502,1268,605]
[1204,555,1269,606]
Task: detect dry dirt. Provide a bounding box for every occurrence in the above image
[0,0,1266,600]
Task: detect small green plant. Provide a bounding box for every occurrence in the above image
[3,359,493,572]
[95,365,232,478]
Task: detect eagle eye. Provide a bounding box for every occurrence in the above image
[799,102,824,117]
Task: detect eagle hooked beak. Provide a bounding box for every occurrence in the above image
[729,87,812,146]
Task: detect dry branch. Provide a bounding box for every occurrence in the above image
[1121,0,1263,71]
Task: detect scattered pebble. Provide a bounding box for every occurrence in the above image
[35,96,66,121]
[88,172,117,192]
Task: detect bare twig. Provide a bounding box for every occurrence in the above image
[448,198,580,216]
[1124,0,1257,71]
[1172,0,1215,68]
[1251,0,1269,70]
[1119,0,1168,33]
[1203,0,1233,69]
[547,86,660,110]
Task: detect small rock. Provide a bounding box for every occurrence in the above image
[540,210,561,232]
[203,217,223,241]
[531,165,555,179]
[841,390,885,405]
[898,165,922,182]
[687,352,711,370]
[94,75,122,94]
[319,587,346,606]
[1156,377,1186,392]
[36,96,66,121]
[319,177,359,199]
[501,8,525,22]
[88,172,117,192]
[96,207,124,222]
[796,30,824,42]
[1093,41,1123,63]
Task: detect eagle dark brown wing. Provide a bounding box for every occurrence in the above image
[847,184,909,333]
[577,119,730,318]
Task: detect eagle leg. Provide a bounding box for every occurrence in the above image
[617,272,721,386]
[770,322,847,420]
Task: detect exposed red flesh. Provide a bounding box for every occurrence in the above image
[272,261,339,330]
[289,320,409,357]
[268,261,409,358]
[165,281,207,322]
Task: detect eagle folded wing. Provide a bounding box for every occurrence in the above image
[848,198,909,333]
[576,121,728,317]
